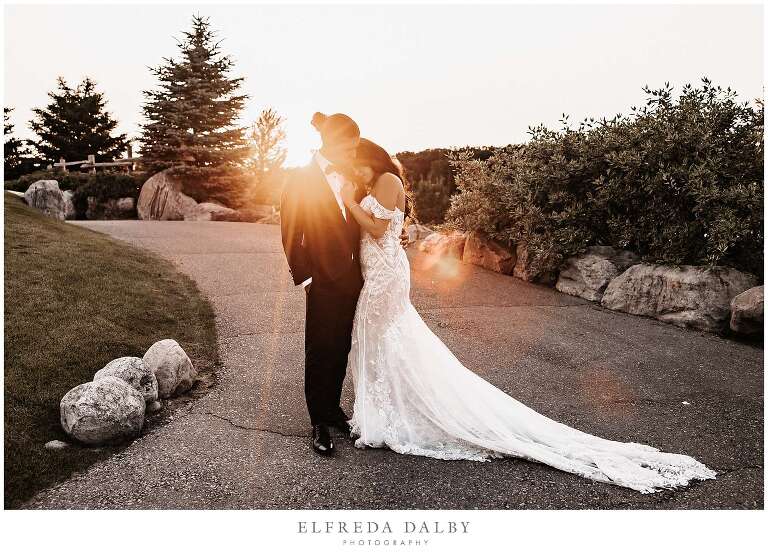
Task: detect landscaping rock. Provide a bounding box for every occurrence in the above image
[406,224,434,243]
[418,231,466,259]
[601,263,759,333]
[93,356,158,403]
[147,400,162,414]
[87,196,135,220]
[462,231,516,274]
[24,180,67,220]
[184,201,238,222]
[556,246,640,302]
[137,169,198,220]
[417,232,442,253]
[513,242,556,285]
[62,190,76,220]
[143,339,196,398]
[44,440,70,451]
[257,211,280,225]
[730,285,763,336]
[60,376,146,445]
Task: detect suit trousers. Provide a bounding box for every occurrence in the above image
[304,263,364,425]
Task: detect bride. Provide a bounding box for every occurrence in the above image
[338,138,717,494]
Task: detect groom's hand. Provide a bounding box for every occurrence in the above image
[399,228,409,249]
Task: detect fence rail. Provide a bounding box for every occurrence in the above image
[47,145,141,173]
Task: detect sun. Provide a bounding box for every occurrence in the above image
[284,121,322,167]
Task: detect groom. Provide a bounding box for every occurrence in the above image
[281,113,400,456]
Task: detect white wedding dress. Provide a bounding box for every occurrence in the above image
[347,194,717,494]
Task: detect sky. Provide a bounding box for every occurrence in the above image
[3,2,764,166]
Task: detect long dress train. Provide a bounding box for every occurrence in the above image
[347,194,716,494]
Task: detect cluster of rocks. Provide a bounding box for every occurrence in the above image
[56,339,197,447]
[415,231,763,337]
[14,172,279,224]
[136,169,278,224]
[14,179,135,221]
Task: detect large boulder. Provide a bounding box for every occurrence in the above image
[406,224,434,244]
[137,169,198,220]
[183,202,238,222]
[24,180,67,220]
[87,196,135,220]
[418,231,466,259]
[142,339,197,398]
[60,376,146,445]
[62,190,76,220]
[462,231,516,274]
[93,356,158,403]
[730,285,763,336]
[556,246,641,301]
[513,242,556,285]
[601,263,759,333]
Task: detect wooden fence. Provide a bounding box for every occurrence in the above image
[47,144,141,173]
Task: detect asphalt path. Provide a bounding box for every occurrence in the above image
[22,220,763,509]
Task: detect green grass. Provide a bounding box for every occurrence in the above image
[4,192,219,508]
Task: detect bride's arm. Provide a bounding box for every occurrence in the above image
[340,174,400,239]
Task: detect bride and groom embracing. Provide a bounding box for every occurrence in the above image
[279,112,717,494]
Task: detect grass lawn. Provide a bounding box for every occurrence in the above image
[4,192,219,508]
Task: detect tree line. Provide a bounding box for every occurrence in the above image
[4,13,288,208]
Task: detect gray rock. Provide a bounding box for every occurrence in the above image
[137,169,198,220]
[417,231,466,259]
[60,376,146,445]
[44,439,70,450]
[62,190,76,220]
[6,189,25,200]
[143,339,197,398]
[24,180,66,220]
[556,246,641,302]
[730,285,763,336]
[87,196,135,220]
[407,224,434,243]
[601,263,759,333]
[147,400,162,413]
[94,356,158,403]
[184,201,238,222]
[513,242,556,285]
[462,231,516,274]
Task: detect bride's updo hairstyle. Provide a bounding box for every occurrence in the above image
[311,112,360,146]
[355,138,416,221]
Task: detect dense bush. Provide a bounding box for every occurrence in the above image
[397,147,499,224]
[446,79,764,280]
[4,169,91,192]
[70,171,148,218]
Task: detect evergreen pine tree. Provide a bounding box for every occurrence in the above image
[4,107,30,179]
[138,13,250,180]
[28,77,128,163]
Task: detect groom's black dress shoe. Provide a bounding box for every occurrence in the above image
[330,419,352,437]
[312,423,334,456]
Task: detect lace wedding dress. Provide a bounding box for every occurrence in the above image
[347,194,717,494]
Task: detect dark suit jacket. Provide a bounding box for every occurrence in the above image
[280,159,365,286]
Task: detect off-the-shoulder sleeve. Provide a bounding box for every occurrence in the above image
[365,195,396,220]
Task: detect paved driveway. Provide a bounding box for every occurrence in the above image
[22,220,763,509]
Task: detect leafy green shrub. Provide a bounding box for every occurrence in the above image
[446,79,764,280]
[4,169,91,192]
[397,147,500,224]
[69,172,148,218]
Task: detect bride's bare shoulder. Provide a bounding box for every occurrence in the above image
[372,173,404,210]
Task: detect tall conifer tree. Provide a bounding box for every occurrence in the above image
[28,77,127,163]
[138,13,249,179]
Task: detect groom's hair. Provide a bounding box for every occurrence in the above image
[311,112,360,146]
